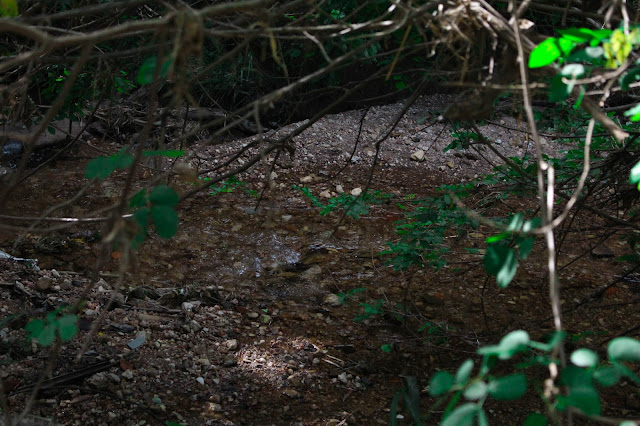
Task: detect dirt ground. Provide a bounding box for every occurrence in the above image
[1,96,639,425]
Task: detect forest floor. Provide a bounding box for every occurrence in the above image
[1,95,638,425]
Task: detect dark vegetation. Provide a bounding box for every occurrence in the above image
[3,0,640,425]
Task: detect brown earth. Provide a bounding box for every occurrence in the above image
[1,97,639,425]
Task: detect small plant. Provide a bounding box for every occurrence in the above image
[25,307,78,347]
[294,185,393,219]
[382,186,478,270]
[207,176,258,198]
[409,331,640,426]
[337,287,366,304]
[129,185,180,246]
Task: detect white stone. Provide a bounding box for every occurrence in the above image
[410,150,425,162]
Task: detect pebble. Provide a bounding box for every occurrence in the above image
[196,377,205,385]
[36,277,52,291]
[283,389,300,398]
[322,293,341,307]
[410,149,425,162]
[226,339,238,351]
[335,185,344,193]
[223,357,237,368]
[247,312,259,319]
[350,187,362,196]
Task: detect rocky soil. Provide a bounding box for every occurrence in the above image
[1,95,636,425]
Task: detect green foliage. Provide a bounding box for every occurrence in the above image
[482,214,538,288]
[0,0,18,17]
[207,176,258,198]
[85,148,134,180]
[294,185,393,219]
[129,185,180,245]
[85,149,183,180]
[382,186,477,270]
[418,330,640,424]
[136,56,174,85]
[39,65,93,122]
[337,287,366,304]
[25,308,78,346]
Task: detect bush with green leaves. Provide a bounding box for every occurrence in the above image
[391,23,640,426]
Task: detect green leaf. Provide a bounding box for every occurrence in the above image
[463,381,487,400]
[619,68,640,90]
[624,104,640,122]
[567,46,604,62]
[442,403,478,426]
[478,330,530,360]
[149,185,179,207]
[429,371,453,396]
[143,150,185,158]
[506,213,524,232]
[112,151,133,169]
[562,385,601,416]
[129,189,148,209]
[477,408,488,426]
[85,156,116,180]
[608,337,640,361]
[455,359,474,385]
[132,207,150,231]
[522,217,541,233]
[560,63,585,78]
[559,365,601,415]
[483,244,518,288]
[57,314,78,342]
[488,373,527,400]
[0,0,18,17]
[518,237,535,260]
[529,38,562,68]
[150,205,178,239]
[389,389,402,426]
[402,376,421,425]
[523,413,548,426]
[557,28,596,43]
[381,344,393,352]
[37,324,57,346]
[136,56,173,85]
[549,74,573,102]
[25,319,45,338]
[571,348,599,368]
[593,366,622,386]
